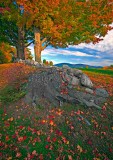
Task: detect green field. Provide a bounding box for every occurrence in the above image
[79,68,113,76]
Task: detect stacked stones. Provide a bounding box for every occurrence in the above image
[25,65,109,109]
[62,65,93,89]
[15,59,53,68]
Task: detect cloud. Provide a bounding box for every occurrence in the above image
[85,59,113,67]
[42,48,101,58]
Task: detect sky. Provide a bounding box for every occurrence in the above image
[28,29,113,67]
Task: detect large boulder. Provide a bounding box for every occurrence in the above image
[85,88,94,94]
[70,77,80,86]
[95,88,109,98]
[34,61,39,66]
[67,68,82,77]
[25,59,31,65]
[80,74,93,88]
[62,72,72,82]
[73,69,83,77]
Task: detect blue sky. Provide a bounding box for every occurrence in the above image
[29,29,113,66]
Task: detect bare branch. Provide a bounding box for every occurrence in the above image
[41,38,47,45]
[25,40,34,47]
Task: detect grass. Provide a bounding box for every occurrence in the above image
[0,63,113,159]
[0,84,26,105]
[79,68,113,76]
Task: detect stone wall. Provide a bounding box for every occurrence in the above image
[24,64,109,109]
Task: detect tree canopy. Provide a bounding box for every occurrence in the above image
[16,0,113,45]
[0,0,113,62]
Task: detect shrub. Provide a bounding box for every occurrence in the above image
[43,59,46,64]
[49,61,53,66]
[43,59,53,66]
[46,61,49,65]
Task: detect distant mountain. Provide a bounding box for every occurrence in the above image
[54,63,102,69]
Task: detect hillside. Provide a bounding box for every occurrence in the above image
[55,63,102,69]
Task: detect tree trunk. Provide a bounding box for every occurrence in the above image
[16,45,25,59]
[34,27,41,63]
[16,26,25,60]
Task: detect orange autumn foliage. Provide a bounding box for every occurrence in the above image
[103,65,113,71]
[0,43,15,64]
[103,66,108,70]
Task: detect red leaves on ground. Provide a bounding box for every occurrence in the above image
[0,63,36,90]
[49,120,54,126]
[48,115,55,119]
[16,152,22,158]
[55,130,63,136]
[109,148,112,153]
[18,125,25,130]
[5,136,10,141]
[87,139,93,146]
[18,136,27,142]
[52,137,57,142]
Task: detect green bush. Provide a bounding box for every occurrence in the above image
[43,59,46,64]
[0,85,26,105]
